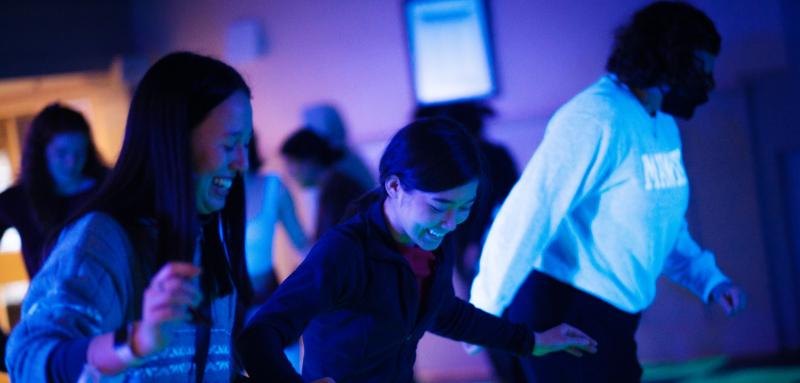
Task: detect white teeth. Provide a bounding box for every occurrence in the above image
[212,177,232,188]
[428,229,445,238]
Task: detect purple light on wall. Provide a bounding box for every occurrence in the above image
[225,19,267,65]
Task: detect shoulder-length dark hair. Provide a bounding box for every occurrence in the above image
[70,51,252,299]
[606,1,721,89]
[350,118,483,216]
[380,118,482,193]
[20,103,107,227]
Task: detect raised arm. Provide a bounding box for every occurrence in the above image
[237,231,363,382]
[433,278,597,358]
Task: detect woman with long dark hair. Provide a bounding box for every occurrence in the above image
[238,118,597,382]
[6,52,254,382]
[0,103,108,277]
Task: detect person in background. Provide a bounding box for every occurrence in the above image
[302,103,375,190]
[6,52,253,382]
[245,133,308,304]
[238,118,598,383]
[246,132,309,373]
[280,128,368,241]
[470,2,746,381]
[0,103,108,278]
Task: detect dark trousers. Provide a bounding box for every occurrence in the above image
[499,271,643,383]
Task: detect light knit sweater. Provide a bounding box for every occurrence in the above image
[6,212,236,382]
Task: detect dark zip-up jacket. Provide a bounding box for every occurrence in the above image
[238,199,535,382]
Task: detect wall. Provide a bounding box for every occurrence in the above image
[133,0,788,156]
[0,1,133,79]
[745,70,800,351]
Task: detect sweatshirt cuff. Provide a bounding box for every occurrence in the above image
[509,323,536,356]
[701,272,731,303]
[47,338,90,383]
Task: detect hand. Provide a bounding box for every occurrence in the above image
[711,281,746,316]
[134,262,202,357]
[533,323,598,357]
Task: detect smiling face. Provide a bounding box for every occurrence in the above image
[45,132,89,189]
[383,176,478,251]
[191,91,253,215]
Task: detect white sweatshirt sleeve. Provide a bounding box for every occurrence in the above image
[469,109,616,316]
[661,219,730,302]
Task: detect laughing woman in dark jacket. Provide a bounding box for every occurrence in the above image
[238,118,598,383]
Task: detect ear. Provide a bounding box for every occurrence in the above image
[384,175,402,199]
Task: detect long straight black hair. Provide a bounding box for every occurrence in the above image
[65,52,252,300]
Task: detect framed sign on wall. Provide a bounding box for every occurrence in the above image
[405,0,497,105]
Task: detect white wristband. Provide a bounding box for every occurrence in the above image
[113,323,143,366]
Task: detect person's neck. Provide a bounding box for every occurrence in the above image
[631,86,663,117]
[382,199,412,246]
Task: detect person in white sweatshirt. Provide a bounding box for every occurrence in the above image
[469,2,746,381]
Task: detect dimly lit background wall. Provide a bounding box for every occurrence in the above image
[2,0,798,379]
[0,1,135,79]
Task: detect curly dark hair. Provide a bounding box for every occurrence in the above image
[19,103,107,227]
[606,1,720,89]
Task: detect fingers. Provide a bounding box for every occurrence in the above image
[533,324,599,357]
[561,324,598,353]
[722,288,746,316]
[146,304,193,323]
[145,277,201,308]
[720,293,735,314]
[565,347,584,357]
[144,262,203,324]
[152,262,201,282]
[715,284,746,317]
[154,277,202,304]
